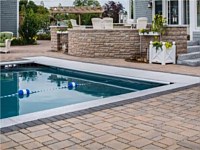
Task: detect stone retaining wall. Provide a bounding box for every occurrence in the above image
[51,26,187,58]
[68,26,187,58]
[50,26,68,52]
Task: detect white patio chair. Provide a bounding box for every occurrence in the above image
[0,32,13,53]
[70,19,85,29]
[92,18,104,29]
[136,17,148,30]
[125,19,135,26]
[103,17,113,29]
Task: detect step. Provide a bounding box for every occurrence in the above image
[177,58,200,66]
[187,45,200,53]
[178,52,200,61]
[187,40,199,46]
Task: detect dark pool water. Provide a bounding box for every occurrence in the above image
[0,65,164,119]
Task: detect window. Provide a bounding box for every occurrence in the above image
[155,0,162,15]
[168,0,179,24]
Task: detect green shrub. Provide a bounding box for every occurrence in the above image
[11,37,25,46]
[37,34,51,40]
[11,37,37,46]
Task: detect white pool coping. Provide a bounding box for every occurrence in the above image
[1,56,200,128]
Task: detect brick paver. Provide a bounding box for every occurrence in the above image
[1,41,200,76]
[1,86,199,149]
[0,41,200,149]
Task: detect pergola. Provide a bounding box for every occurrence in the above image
[49,6,104,25]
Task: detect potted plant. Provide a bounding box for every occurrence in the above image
[139,29,159,36]
[149,15,176,65]
[149,41,176,65]
[151,14,167,40]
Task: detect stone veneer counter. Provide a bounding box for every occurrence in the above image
[67,26,187,59]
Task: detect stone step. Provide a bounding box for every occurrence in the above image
[187,41,199,46]
[178,52,200,61]
[187,45,200,53]
[177,58,200,66]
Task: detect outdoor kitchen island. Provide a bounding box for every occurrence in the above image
[51,26,187,59]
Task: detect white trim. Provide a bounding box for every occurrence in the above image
[178,0,183,25]
[152,0,154,19]
[162,0,168,21]
[190,0,197,40]
[17,0,19,38]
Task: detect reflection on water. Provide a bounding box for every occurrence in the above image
[0,73,19,118]
[0,67,164,119]
[48,74,68,87]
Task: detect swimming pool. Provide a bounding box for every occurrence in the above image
[0,64,165,119]
[1,57,199,128]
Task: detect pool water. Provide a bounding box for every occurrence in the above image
[0,65,165,119]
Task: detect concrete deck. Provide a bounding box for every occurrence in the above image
[0,41,200,150]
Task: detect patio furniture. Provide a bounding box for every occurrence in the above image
[136,17,148,30]
[124,19,135,28]
[70,19,85,29]
[103,17,113,29]
[57,20,68,26]
[0,32,13,53]
[92,18,104,29]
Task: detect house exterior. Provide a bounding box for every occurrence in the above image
[128,0,200,41]
[0,0,19,37]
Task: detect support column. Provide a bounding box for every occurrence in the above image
[162,0,168,21]
[178,0,184,25]
[78,14,81,25]
[190,0,196,41]
[128,0,131,19]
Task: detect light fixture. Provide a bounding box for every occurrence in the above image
[148,0,152,8]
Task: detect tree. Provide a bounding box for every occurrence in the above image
[72,0,101,25]
[37,6,50,33]
[102,1,124,23]
[19,0,50,43]
[73,0,100,7]
[19,8,41,44]
[19,0,28,12]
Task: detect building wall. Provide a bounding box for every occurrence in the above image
[0,0,18,36]
[134,0,152,23]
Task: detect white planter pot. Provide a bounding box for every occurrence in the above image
[139,32,160,36]
[149,41,176,65]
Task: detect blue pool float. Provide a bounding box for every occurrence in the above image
[68,82,78,90]
[18,89,30,96]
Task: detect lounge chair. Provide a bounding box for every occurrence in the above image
[103,17,113,29]
[136,17,148,30]
[70,19,85,29]
[0,32,13,53]
[92,18,104,29]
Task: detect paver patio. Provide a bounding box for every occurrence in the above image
[0,41,200,149]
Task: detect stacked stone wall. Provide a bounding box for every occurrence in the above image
[50,26,68,52]
[51,26,187,58]
[68,26,187,58]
